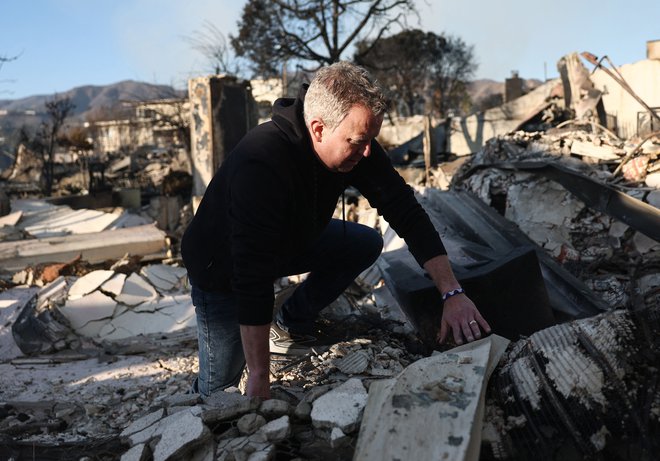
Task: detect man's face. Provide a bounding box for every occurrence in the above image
[310,104,383,173]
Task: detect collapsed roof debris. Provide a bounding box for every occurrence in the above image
[450,128,660,313]
[1,49,659,460]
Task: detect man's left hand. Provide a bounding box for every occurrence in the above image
[437,293,491,345]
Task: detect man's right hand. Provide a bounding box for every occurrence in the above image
[240,324,272,399]
[246,370,271,399]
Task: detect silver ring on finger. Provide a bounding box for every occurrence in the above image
[469,320,477,325]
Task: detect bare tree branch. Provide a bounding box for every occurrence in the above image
[230,0,416,77]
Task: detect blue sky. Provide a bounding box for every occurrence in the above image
[1,0,658,100]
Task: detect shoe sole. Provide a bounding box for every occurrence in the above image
[269,328,325,356]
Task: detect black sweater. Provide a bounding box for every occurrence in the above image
[181,88,446,325]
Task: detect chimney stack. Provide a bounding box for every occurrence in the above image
[505,70,523,102]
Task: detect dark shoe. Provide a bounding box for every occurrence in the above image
[269,322,329,355]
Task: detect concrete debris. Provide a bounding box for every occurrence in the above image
[68,269,115,299]
[310,378,368,433]
[0,222,169,272]
[451,128,660,313]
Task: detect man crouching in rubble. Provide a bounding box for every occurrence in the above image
[181,61,491,399]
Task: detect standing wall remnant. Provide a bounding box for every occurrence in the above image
[188,75,257,196]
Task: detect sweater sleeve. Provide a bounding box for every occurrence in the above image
[229,159,288,325]
[351,142,446,266]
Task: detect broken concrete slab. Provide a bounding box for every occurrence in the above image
[0,224,168,271]
[140,264,187,293]
[115,273,159,307]
[59,291,117,332]
[633,231,660,253]
[100,273,127,297]
[120,408,167,440]
[152,409,211,461]
[10,199,122,237]
[311,378,367,433]
[258,415,290,442]
[354,335,509,461]
[100,299,194,341]
[67,270,115,299]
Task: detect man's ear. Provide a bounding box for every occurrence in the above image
[309,118,324,142]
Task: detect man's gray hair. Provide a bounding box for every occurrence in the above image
[304,61,387,130]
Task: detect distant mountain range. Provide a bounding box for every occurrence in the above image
[0,80,186,121]
[0,78,542,121]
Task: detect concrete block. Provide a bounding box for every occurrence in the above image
[258,399,290,419]
[311,378,367,433]
[258,415,290,442]
[200,391,260,424]
[237,413,266,435]
[152,409,211,461]
[647,190,660,208]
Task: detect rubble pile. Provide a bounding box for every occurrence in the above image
[449,128,660,312]
[0,271,434,460]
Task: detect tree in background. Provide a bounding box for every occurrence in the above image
[0,53,19,95]
[185,21,241,76]
[355,29,477,118]
[34,96,75,195]
[230,0,417,78]
[58,126,94,191]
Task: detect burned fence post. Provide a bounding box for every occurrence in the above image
[188,75,258,197]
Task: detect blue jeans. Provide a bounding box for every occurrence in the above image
[191,219,383,395]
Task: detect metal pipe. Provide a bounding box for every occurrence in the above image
[581,51,660,125]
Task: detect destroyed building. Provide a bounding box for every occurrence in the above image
[0,44,659,461]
